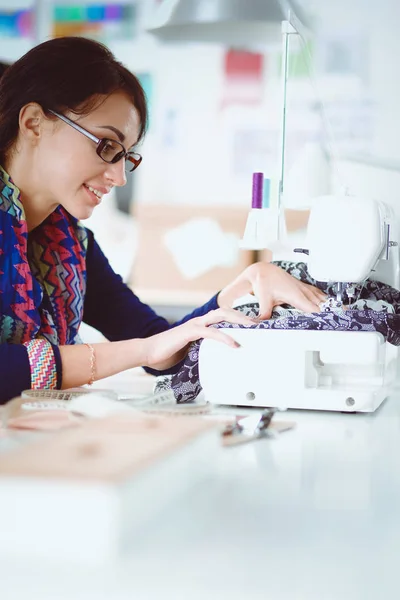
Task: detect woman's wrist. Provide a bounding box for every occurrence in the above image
[127,337,151,369]
[139,333,187,371]
[217,283,238,309]
[216,287,229,308]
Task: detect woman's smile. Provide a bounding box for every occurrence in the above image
[82,183,103,206]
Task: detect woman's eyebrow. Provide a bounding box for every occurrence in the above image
[96,125,125,142]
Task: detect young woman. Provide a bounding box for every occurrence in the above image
[0,36,325,403]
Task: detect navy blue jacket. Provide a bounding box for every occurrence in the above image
[0,229,219,404]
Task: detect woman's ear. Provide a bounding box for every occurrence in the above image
[18,103,49,146]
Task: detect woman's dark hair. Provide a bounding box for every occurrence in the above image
[0,61,10,79]
[0,37,148,162]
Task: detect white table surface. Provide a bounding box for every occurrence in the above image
[1,381,399,600]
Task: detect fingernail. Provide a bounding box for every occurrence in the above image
[233,340,241,348]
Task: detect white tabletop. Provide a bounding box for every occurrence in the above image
[1,391,399,600]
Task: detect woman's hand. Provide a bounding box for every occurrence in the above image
[142,308,256,371]
[217,261,327,319]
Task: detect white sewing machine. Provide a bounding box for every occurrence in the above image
[199,195,400,412]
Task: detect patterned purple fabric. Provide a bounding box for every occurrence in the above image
[155,261,400,403]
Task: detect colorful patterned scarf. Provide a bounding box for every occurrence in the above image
[0,166,88,346]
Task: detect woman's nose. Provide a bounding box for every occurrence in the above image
[104,159,127,187]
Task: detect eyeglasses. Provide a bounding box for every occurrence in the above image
[48,109,142,173]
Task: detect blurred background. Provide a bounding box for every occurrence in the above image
[1,0,400,327]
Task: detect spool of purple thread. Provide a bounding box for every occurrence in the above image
[252,172,264,209]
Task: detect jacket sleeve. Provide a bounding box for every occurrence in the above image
[0,344,31,405]
[0,343,62,405]
[82,229,220,374]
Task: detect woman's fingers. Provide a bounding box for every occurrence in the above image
[200,308,256,327]
[311,289,328,304]
[299,282,327,309]
[289,290,321,314]
[257,285,326,318]
[200,325,241,348]
[256,296,274,320]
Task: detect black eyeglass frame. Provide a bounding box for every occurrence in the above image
[47,109,142,172]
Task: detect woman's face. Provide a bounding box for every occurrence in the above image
[33,91,141,220]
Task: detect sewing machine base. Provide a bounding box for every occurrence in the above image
[199,329,399,413]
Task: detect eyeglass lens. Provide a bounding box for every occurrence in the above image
[98,139,141,172]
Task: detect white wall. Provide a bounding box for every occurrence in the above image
[2,0,400,207]
[108,0,400,208]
